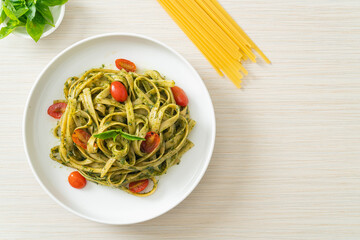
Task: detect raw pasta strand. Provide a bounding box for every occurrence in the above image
[157,0,270,88]
[180,0,241,60]
[157,0,223,76]
[158,0,242,87]
[172,0,246,77]
[206,0,271,64]
[195,0,256,62]
[171,0,240,66]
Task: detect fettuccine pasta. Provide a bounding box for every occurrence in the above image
[49,65,195,196]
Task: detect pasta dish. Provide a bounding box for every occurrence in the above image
[48,59,195,196]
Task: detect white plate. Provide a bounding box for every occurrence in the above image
[23,33,216,225]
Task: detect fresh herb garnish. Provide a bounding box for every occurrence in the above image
[0,0,68,42]
[93,129,145,142]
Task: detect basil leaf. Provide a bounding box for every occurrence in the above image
[26,11,45,42]
[18,14,27,23]
[93,130,119,140]
[2,0,28,20]
[35,0,53,26]
[2,0,18,20]
[0,8,7,24]
[112,133,119,142]
[93,129,145,141]
[0,19,19,39]
[25,0,36,21]
[39,0,68,7]
[119,129,146,141]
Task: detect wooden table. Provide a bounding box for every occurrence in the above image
[1,0,360,239]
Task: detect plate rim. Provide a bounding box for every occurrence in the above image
[23,32,216,225]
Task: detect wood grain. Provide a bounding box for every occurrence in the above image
[1,0,360,239]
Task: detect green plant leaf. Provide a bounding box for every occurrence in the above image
[93,129,145,141]
[119,129,146,141]
[2,0,18,20]
[39,0,68,7]
[112,133,120,142]
[0,7,7,24]
[93,130,119,140]
[2,0,28,20]
[26,11,45,42]
[0,19,19,39]
[18,14,27,23]
[25,0,36,21]
[35,0,53,26]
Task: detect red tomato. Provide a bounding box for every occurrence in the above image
[141,131,160,153]
[68,171,87,189]
[111,81,128,102]
[129,179,149,193]
[72,129,91,149]
[115,58,136,72]
[47,102,67,119]
[171,86,188,107]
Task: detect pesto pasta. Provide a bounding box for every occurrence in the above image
[49,67,195,196]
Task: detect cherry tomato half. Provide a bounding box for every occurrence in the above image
[129,179,149,193]
[115,58,136,72]
[68,171,87,189]
[111,81,128,102]
[47,102,67,119]
[141,131,160,153]
[72,129,91,150]
[171,86,188,107]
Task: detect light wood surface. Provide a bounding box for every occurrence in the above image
[1,0,360,239]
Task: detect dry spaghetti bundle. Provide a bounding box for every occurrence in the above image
[157,0,270,88]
